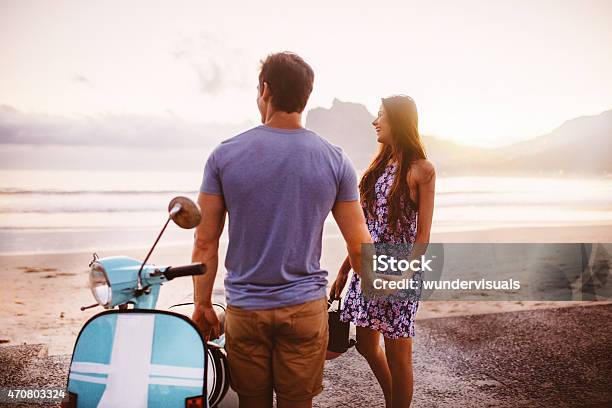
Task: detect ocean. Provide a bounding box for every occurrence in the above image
[1,170,611,255]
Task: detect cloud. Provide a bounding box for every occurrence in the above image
[0,105,249,148]
[194,60,224,94]
[172,31,254,96]
[72,73,92,86]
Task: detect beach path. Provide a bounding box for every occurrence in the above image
[1,304,610,407]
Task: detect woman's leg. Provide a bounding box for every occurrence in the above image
[356,326,393,407]
[383,337,414,408]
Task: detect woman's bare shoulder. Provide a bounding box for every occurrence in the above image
[409,159,436,184]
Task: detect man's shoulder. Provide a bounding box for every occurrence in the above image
[219,126,261,146]
[305,129,346,158]
[209,127,262,161]
[212,126,349,165]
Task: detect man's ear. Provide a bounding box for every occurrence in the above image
[261,81,271,101]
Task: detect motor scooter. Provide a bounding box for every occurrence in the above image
[62,196,227,408]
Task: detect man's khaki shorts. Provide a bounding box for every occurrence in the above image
[224,297,328,401]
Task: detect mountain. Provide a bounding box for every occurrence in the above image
[305,99,611,175]
[305,98,503,174]
[0,104,245,148]
[1,100,610,175]
[499,110,612,174]
[306,99,379,169]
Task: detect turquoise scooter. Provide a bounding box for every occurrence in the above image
[62,197,228,408]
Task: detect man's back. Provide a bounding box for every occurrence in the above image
[200,125,358,309]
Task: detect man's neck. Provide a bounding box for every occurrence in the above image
[264,110,303,130]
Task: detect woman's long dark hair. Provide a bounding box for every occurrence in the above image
[359,95,426,232]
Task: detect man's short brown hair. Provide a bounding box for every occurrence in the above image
[259,52,314,113]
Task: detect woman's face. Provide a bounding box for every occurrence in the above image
[372,105,393,144]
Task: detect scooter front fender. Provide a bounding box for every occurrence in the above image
[65,309,208,408]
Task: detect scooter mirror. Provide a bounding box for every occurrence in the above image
[168,196,201,229]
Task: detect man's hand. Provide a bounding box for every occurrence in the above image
[191,192,225,341]
[192,303,221,341]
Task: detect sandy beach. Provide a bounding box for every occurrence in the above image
[1,223,611,355]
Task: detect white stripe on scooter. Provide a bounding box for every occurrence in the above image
[148,377,204,387]
[71,362,110,375]
[71,373,202,388]
[72,362,203,380]
[70,373,108,385]
[149,364,204,380]
[97,314,155,408]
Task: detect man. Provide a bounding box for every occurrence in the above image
[191,52,372,408]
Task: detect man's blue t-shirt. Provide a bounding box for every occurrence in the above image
[200,125,359,310]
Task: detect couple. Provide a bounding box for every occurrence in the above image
[191,52,435,408]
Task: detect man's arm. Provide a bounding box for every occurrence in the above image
[191,192,226,339]
[332,200,373,276]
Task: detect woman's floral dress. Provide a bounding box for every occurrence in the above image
[340,162,420,338]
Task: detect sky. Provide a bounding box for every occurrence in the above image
[1,0,611,147]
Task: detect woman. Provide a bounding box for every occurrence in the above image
[330,95,435,408]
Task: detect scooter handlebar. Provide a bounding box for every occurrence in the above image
[164,263,206,281]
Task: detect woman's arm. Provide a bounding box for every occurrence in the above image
[339,255,352,275]
[413,159,436,246]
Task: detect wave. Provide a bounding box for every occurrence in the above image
[0,189,198,195]
[0,208,167,214]
[0,188,514,196]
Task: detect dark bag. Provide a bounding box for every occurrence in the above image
[327,297,356,358]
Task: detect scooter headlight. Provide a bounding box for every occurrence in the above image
[89,262,111,307]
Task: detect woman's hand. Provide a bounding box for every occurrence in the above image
[192,303,221,341]
[330,255,352,299]
[330,268,350,300]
